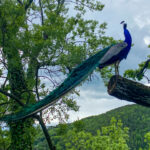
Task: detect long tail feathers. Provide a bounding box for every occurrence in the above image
[0,46,113,122]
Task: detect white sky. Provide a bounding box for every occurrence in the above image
[49,0,150,125]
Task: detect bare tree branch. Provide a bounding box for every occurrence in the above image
[0,89,24,106]
[17,0,23,5]
[39,0,44,25]
[39,61,57,68]
[0,102,11,107]
[144,75,150,83]
[34,115,56,150]
[25,0,34,11]
[137,58,150,76]
[38,75,52,82]
[39,0,49,40]
[67,0,98,10]
[35,66,40,101]
[2,77,8,90]
[56,0,65,15]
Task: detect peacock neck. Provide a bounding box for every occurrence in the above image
[124,28,132,48]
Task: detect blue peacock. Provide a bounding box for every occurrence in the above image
[0,21,132,122]
[99,21,132,75]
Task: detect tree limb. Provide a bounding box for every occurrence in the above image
[0,102,11,107]
[17,0,23,5]
[2,76,8,90]
[108,75,150,107]
[0,89,24,106]
[137,58,150,76]
[39,61,57,68]
[25,0,33,11]
[34,115,56,150]
[39,0,44,25]
[35,65,56,150]
[56,0,65,15]
[35,66,40,101]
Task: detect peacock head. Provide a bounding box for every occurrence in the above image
[120,21,127,29]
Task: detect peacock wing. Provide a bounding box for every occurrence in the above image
[99,42,127,65]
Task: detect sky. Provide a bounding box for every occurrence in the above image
[65,0,150,123]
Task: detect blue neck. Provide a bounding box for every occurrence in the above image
[124,27,132,48]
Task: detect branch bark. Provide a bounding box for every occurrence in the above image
[107,75,150,107]
[0,89,24,106]
[39,0,44,25]
[35,66,40,101]
[25,0,33,11]
[34,115,56,150]
[56,0,65,15]
[17,0,33,11]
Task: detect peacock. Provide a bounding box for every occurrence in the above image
[0,21,132,122]
[98,21,132,75]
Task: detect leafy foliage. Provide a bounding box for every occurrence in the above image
[0,127,10,150]
[0,0,116,148]
[144,132,150,150]
[33,104,150,150]
[0,0,114,121]
[124,53,150,82]
[55,117,129,150]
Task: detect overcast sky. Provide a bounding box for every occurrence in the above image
[51,0,150,125]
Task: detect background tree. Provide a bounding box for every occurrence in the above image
[55,117,129,150]
[33,104,150,149]
[0,125,10,150]
[144,132,150,150]
[0,0,115,149]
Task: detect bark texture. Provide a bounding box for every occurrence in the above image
[7,51,34,150]
[108,75,150,107]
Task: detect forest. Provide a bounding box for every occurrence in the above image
[33,104,150,150]
[0,0,150,150]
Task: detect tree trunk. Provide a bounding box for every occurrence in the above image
[7,51,35,150]
[108,75,150,107]
[8,119,33,150]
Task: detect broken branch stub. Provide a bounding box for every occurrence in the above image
[108,75,150,107]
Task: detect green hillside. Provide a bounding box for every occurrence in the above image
[34,104,150,149]
[81,104,150,149]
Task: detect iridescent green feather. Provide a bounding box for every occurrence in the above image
[0,45,113,122]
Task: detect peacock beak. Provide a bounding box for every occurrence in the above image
[120,21,125,24]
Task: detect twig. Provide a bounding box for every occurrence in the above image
[56,0,65,15]
[38,75,52,82]
[144,75,150,84]
[137,59,150,76]
[39,61,56,68]
[17,0,23,5]
[35,66,40,101]
[2,77,8,90]
[67,0,97,10]
[0,102,11,107]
